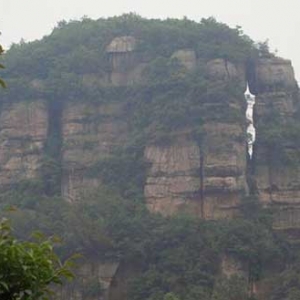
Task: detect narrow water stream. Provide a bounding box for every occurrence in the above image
[245,84,256,158]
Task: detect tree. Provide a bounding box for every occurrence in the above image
[0,44,5,88]
[0,218,74,300]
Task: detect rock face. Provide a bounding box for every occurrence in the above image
[0,101,48,188]
[202,122,247,219]
[143,56,248,219]
[61,101,128,201]
[106,36,145,86]
[253,58,300,230]
[144,139,201,216]
[206,58,246,86]
[252,57,297,93]
[144,123,247,220]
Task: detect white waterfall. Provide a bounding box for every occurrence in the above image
[244,83,256,158]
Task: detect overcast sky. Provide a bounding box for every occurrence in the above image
[1,0,299,81]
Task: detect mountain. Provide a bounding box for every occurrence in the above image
[1,14,300,300]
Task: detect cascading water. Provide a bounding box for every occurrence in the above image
[244,83,256,158]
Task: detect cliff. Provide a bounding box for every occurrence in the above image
[1,15,300,300]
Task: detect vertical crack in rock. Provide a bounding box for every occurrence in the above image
[245,83,256,159]
[42,100,63,196]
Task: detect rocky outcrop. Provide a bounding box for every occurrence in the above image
[253,58,300,230]
[106,36,145,86]
[143,57,248,219]
[206,58,246,86]
[61,101,128,201]
[144,122,247,220]
[144,139,201,216]
[203,122,247,219]
[0,101,48,187]
[252,57,297,93]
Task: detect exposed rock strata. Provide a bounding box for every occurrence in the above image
[252,57,297,93]
[206,58,246,87]
[202,122,247,219]
[253,58,300,230]
[144,139,201,216]
[0,101,48,187]
[106,35,144,86]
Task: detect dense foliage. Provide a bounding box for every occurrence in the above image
[0,188,293,300]
[2,14,256,79]
[0,218,74,300]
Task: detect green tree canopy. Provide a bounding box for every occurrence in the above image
[0,218,74,300]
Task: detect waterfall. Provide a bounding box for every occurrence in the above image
[245,83,256,158]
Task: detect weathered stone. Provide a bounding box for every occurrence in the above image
[144,140,201,216]
[255,91,297,119]
[253,57,300,230]
[0,101,48,186]
[206,58,246,86]
[253,57,297,93]
[203,122,247,219]
[106,36,136,53]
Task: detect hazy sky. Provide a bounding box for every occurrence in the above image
[1,0,299,81]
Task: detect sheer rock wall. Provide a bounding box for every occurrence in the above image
[253,57,300,230]
[0,101,48,188]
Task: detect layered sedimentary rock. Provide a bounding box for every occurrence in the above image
[253,57,300,230]
[144,57,248,220]
[206,58,246,86]
[106,36,146,86]
[61,101,128,201]
[0,101,48,187]
[144,138,201,216]
[252,57,297,93]
[202,122,247,219]
[144,124,247,220]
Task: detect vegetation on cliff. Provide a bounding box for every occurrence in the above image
[0,14,300,300]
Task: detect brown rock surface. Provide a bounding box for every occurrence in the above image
[144,140,201,216]
[253,57,297,93]
[255,91,297,119]
[106,36,141,86]
[0,101,48,186]
[106,36,136,53]
[202,122,247,219]
[253,57,300,230]
[206,58,246,86]
[144,122,247,219]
